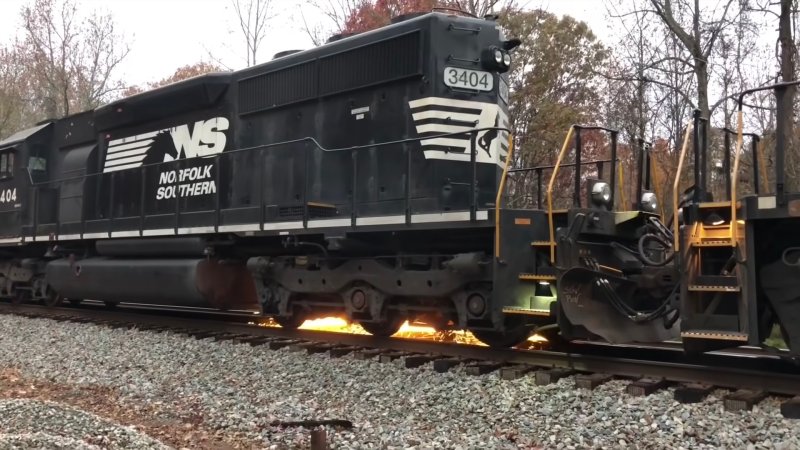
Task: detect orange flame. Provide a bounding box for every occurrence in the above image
[255,315,549,348]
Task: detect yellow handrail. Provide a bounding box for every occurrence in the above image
[546,126,576,263]
[672,123,694,252]
[617,160,626,211]
[494,133,515,258]
[757,139,768,194]
[730,110,744,244]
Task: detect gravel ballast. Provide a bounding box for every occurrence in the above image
[0,314,797,449]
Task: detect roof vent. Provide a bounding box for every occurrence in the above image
[273,50,303,59]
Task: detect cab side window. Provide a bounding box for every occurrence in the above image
[0,151,14,179]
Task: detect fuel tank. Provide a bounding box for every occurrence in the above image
[46,257,258,309]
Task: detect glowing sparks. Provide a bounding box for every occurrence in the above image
[252,315,550,348]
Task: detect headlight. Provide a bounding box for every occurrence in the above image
[591,181,612,206]
[640,191,658,213]
[503,53,511,67]
[494,49,503,64]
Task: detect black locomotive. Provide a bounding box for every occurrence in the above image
[0,11,533,346]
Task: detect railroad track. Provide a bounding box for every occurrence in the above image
[1,301,799,419]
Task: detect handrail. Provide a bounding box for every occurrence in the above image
[731,108,744,243]
[508,158,614,173]
[30,126,511,187]
[650,153,666,219]
[672,122,694,252]
[757,139,769,194]
[26,126,511,239]
[545,125,576,263]
[494,133,515,259]
[617,160,626,211]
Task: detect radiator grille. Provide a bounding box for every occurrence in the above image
[319,32,421,95]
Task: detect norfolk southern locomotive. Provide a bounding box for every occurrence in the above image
[3,9,800,356]
[0,12,532,347]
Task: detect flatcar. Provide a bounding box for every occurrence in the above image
[552,83,800,358]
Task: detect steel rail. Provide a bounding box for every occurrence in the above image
[1,302,799,396]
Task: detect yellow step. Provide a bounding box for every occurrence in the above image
[681,330,748,342]
[691,238,734,248]
[688,284,741,293]
[518,273,556,282]
[531,241,553,247]
[502,307,551,317]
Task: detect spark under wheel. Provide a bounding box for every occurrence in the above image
[359,314,405,337]
[471,317,533,348]
[274,307,307,329]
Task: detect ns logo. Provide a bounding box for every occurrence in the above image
[146,117,230,164]
[103,117,230,173]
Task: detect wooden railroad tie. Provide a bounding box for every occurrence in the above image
[499,365,537,380]
[626,378,669,397]
[465,361,505,376]
[724,389,766,412]
[673,383,714,404]
[574,373,613,390]
[535,368,575,385]
[780,396,800,419]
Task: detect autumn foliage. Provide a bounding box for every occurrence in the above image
[341,0,439,34]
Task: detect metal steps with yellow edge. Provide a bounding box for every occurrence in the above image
[680,330,749,342]
[688,275,740,292]
[531,241,552,247]
[518,273,556,282]
[502,306,551,317]
[692,238,735,248]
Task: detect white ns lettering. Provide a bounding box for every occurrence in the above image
[171,117,229,159]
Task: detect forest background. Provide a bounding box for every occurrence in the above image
[0,0,796,211]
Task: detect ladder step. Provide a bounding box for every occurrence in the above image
[698,201,732,209]
[531,241,553,247]
[688,284,741,292]
[692,239,734,247]
[694,275,738,287]
[681,330,749,342]
[502,307,551,317]
[518,273,556,282]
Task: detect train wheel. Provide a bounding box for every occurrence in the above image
[42,290,62,307]
[11,289,29,305]
[359,314,405,337]
[274,307,307,329]
[104,301,118,309]
[471,317,533,348]
[68,298,83,306]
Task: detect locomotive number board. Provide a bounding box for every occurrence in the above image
[443,67,493,92]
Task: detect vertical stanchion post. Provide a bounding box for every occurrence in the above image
[609,131,618,210]
[723,129,732,199]
[470,131,477,221]
[692,110,702,203]
[258,151,265,229]
[573,127,582,207]
[536,168,542,209]
[173,160,180,234]
[636,138,645,206]
[303,143,310,228]
[109,172,116,237]
[351,148,358,227]
[405,143,411,225]
[140,167,146,236]
[215,154,221,232]
[751,136,760,196]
